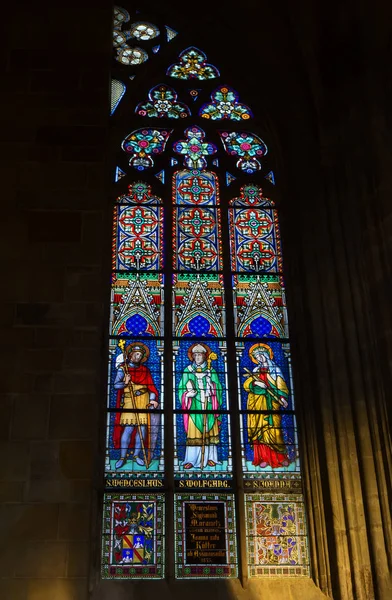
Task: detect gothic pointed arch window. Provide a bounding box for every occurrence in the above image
[102,5,310,581]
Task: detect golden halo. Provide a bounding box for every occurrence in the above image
[249,343,273,363]
[187,342,211,361]
[126,342,150,363]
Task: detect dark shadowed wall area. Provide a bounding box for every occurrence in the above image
[1,1,391,599]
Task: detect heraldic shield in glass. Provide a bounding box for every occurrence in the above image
[102,493,165,578]
[244,494,309,576]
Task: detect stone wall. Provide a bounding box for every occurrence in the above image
[1,2,391,599]
[0,4,111,598]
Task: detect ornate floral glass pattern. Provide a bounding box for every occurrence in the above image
[114,5,130,30]
[167,47,220,80]
[229,207,282,272]
[122,128,173,170]
[219,131,268,173]
[245,494,309,576]
[200,85,252,121]
[102,493,165,578]
[230,183,274,208]
[117,182,162,205]
[175,206,221,271]
[113,8,155,66]
[173,126,217,169]
[113,205,162,270]
[128,22,159,40]
[113,183,163,271]
[136,84,190,119]
[174,170,218,206]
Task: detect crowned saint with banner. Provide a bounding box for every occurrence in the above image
[179,343,223,469]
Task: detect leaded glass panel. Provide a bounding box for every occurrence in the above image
[245,494,309,576]
[102,493,165,578]
[174,494,237,578]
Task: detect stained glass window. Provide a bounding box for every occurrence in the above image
[105,9,310,580]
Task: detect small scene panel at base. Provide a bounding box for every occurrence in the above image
[245,493,309,577]
[102,493,165,579]
[175,493,237,578]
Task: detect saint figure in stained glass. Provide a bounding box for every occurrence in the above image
[179,343,222,469]
[113,341,160,469]
[244,344,289,468]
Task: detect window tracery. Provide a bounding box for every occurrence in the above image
[104,9,309,580]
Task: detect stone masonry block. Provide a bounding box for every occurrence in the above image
[0,579,27,600]
[58,502,90,541]
[2,503,59,540]
[0,441,29,480]
[65,266,103,302]
[49,395,95,440]
[30,441,61,479]
[27,579,87,600]
[26,479,71,504]
[15,541,67,577]
[59,440,93,479]
[16,303,50,326]
[11,394,50,440]
[67,541,90,577]
[36,125,106,147]
[0,481,25,503]
[0,394,13,440]
[63,347,101,371]
[24,349,64,372]
[30,70,80,94]
[53,371,97,395]
[27,211,82,243]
